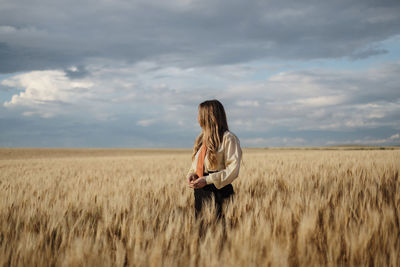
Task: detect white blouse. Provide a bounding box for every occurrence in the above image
[186,130,242,189]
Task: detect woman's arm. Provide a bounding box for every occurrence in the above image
[205,133,242,189]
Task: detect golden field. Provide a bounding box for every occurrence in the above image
[0,148,399,267]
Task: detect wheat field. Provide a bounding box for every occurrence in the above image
[0,148,399,266]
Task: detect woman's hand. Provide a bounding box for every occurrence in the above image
[189,177,207,189]
[187,173,198,185]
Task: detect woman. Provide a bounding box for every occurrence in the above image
[186,99,242,221]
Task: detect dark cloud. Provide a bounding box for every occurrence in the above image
[1,0,400,73]
[0,42,79,73]
[350,47,388,60]
[65,65,90,79]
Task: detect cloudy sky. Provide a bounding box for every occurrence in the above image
[1,0,400,148]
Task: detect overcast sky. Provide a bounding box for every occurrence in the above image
[1,0,400,148]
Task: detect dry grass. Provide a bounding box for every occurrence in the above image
[0,148,399,266]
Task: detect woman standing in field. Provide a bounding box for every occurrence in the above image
[186,99,242,221]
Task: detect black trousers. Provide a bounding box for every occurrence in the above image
[194,172,234,220]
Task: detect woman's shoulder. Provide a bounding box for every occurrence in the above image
[223,130,240,143]
[221,130,242,157]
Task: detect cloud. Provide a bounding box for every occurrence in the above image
[350,47,388,60]
[137,119,156,127]
[65,65,90,79]
[2,70,94,118]
[223,61,400,133]
[1,0,400,73]
[326,133,400,145]
[1,59,400,147]
[389,133,400,140]
[236,100,259,107]
[0,25,16,33]
[294,96,346,107]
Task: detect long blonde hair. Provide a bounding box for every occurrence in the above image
[191,99,229,169]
